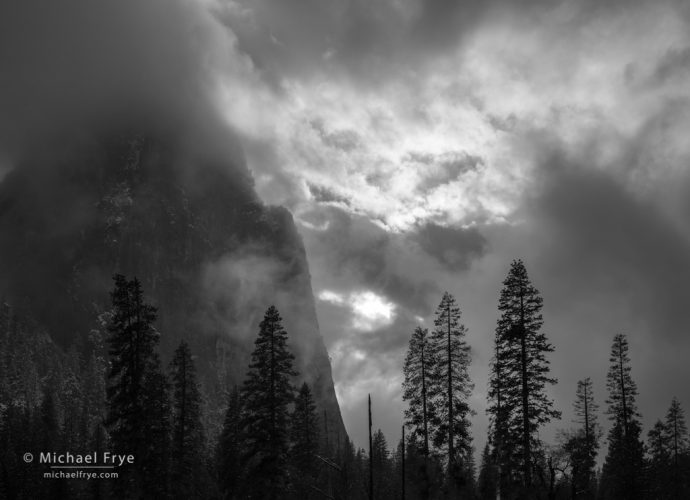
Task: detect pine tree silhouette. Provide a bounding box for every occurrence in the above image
[477,443,497,500]
[600,334,645,500]
[289,382,320,498]
[665,397,689,499]
[217,386,244,499]
[429,292,474,493]
[487,259,560,496]
[104,274,170,497]
[241,305,298,499]
[402,325,436,499]
[402,326,435,459]
[170,340,206,499]
[565,377,600,498]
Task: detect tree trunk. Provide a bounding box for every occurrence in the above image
[421,337,429,458]
[447,302,454,470]
[519,291,531,490]
[617,340,628,437]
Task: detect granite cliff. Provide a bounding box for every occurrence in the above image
[0,131,346,443]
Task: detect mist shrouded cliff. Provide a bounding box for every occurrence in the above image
[0,0,347,442]
[0,127,346,441]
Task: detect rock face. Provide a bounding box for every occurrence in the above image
[0,133,346,442]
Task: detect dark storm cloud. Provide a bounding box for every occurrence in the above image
[414,222,487,272]
[0,1,259,315]
[653,46,690,84]
[0,0,237,163]
[213,0,685,87]
[527,152,690,343]
[212,0,494,83]
[307,184,352,206]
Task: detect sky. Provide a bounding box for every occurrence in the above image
[3,0,690,457]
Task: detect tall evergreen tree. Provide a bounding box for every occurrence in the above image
[217,386,244,499]
[402,325,437,499]
[371,429,393,500]
[604,335,639,438]
[600,334,645,500]
[34,386,70,499]
[647,419,671,500]
[460,445,478,499]
[487,330,515,497]
[487,259,560,496]
[104,274,169,497]
[241,305,298,499]
[170,340,206,499]
[290,382,320,498]
[38,386,61,454]
[568,377,600,498]
[664,397,689,499]
[429,292,474,492]
[477,443,497,500]
[335,438,368,500]
[140,362,172,498]
[403,326,435,458]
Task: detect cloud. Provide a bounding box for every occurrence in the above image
[319,289,397,332]
[652,46,690,84]
[300,206,474,316]
[522,145,690,345]
[0,0,262,170]
[414,222,487,271]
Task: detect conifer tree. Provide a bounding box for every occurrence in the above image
[60,349,85,451]
[83,349,107,437]
[487,259,560,495]
[140,363,172,498]
[605,335,639,437]
[335,438,364,500]
[429,292,474,491]
[290,382,320,498]
[574,378,598,451]
[34,386,69,499]
[217,386,244,499]
[371,429,392,500]
[600,334,645,500]
[402,326,434,457]
[664,397,689,499]
[568,377,600,498]
[460,445,477,498]
[487,334,515,496]
[104,274,168,497]
[477,443,497,500]
[170,340,206,499]
[241,305,298,499]
[38,387,60,453]
[647,420,671,499]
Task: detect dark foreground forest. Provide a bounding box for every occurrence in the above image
[1,262,688,499]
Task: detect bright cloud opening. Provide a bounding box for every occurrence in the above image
[350,291,396,331]
[317,289,346,305]
[318,289,397,332]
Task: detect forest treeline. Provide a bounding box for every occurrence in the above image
[399,259,689,500]
[0,261,688,499]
